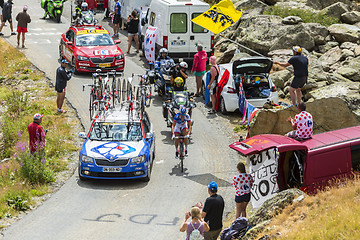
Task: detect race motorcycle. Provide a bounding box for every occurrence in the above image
[145,60,175,97]
[41,0,66,23]
[162,91,196,127]
[76,11,98,25]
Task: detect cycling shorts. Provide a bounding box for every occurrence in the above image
[174,123,188,134]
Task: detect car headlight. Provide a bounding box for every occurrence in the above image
[80,154,93,163]
[131,155,145,164]
[115,54,124,60]
[77,55,89,61]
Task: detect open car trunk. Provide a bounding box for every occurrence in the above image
[234,74,271,99]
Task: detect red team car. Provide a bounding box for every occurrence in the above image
[59,25,124,73]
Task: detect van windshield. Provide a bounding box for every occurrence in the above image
[192,13,209,33]
[170,13,187,33]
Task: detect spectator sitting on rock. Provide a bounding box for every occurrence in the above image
[286,102,313,140]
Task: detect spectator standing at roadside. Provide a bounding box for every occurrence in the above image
[196,181,225,240]
[0,0,15,36]
[85,0,97,12]
[180,206,209,239]
[28,113,46,154]
[191,44,208,97]
[274,46,308,107]
[0,0,4,25]
[207,56,219,115]
[55,59,72,113]
[232,162,254,218]
[110,0,121,38]
[286,102,313,140]
[126,10,139,54]
[103,0,109,19]
[15,5,31,48]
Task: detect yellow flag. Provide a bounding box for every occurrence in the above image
[191,0,242,34]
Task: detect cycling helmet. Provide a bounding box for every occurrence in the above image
[292,46,302,54]
[159,48,168,55]
[81,2,88,11]
[174,77,184,85]
[179,105,187,115]
[179,61,188,69]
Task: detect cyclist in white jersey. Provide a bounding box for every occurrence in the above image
[171,105,192,158]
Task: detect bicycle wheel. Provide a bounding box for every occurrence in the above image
[179,141,184,172]
[136,86,141,102]
[111,77,116,108]
[145,86,152,107]
[122,78,127,102]
[117,78,121,103]
[89,93,94,121]
[127,80,132,101]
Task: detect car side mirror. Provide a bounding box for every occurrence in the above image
[115,40,121,44]
[78,132,87,139]
[146,132,153,139]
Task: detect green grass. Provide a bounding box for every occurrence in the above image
[0,38,81,219]
[263,6,340,27]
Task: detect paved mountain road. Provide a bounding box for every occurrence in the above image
[0,1,242,239]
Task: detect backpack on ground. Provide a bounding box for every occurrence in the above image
[220,217,250,240]
[189,222,203,240]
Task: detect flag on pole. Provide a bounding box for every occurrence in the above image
[144,27,158,64]
[191,0,242,34]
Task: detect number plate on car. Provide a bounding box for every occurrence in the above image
[99,63,111,68]
[103,167,121,172]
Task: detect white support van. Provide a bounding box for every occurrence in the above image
[141,0,214,61]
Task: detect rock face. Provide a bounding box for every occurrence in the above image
[328,24,360,43]
[319,2,349,20]
[242,189,307,239]
[341,11,360,24]
[249,98,360,137]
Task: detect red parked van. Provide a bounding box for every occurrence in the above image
[229,125,360,208]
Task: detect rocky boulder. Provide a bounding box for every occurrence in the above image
[306,0,354,10]
[269,70,292,89]
[319,2,349,20]
[341,11,360,24]
[234,0,268,18]
[248,98,360,137]
[281,16,303,25]
[241,189,306,240]
[328,24,360,43]
[319,46,342,71]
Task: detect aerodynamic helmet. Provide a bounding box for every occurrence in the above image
[179,105,187,115]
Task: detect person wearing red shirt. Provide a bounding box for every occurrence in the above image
[232,162,254,218]
[28,113,46,153]
[85,0,97,11]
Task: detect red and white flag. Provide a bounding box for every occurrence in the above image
[144,27,158,64]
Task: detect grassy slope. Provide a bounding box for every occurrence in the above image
[0,38,82,226]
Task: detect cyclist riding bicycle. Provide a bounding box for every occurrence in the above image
[171,105,192,158]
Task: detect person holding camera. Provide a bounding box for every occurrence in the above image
[180,206,209,240]
[126,10,139,54]
[55,59,73,113]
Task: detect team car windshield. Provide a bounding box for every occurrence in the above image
[76,34,114,47]
[89,122,142,141]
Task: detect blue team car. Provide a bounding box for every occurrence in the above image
[78,109,155,181]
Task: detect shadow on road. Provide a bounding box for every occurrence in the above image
[76,177,149,190]
[185,173,231,187]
